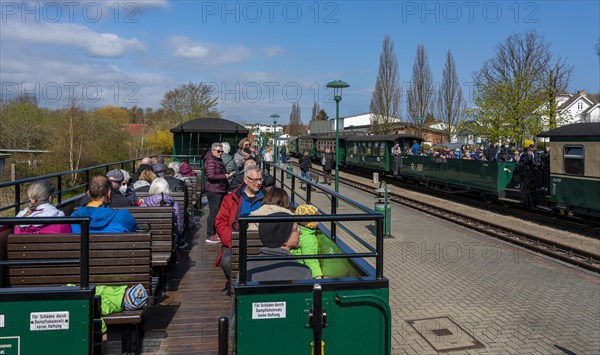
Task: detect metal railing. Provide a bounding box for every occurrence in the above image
[0,157,153,215]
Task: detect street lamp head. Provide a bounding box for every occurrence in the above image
[326,80,350,102]
[270,113,279,125]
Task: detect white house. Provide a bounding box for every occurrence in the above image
[331,112,402,130]
[536,90,600,127]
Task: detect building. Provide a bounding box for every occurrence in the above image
[536,90,600,127]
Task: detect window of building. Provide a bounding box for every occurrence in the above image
[577,101,583,110]
[563,145,584,176]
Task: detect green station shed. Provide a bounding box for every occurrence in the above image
[170,118,249,161]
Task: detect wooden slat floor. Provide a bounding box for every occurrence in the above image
[103,208,232,355]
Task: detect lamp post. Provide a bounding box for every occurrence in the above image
[325,80,350,198]
[270,114,280,165]
[415,116,425,140]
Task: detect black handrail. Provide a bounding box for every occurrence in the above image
[0,216,91,289]
[237,213,384,286]
[0,156,155,215]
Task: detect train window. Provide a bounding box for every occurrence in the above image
[563,145,584,176]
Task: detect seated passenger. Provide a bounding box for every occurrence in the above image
[248,187,295,230]
[293,204,325,279]
[131,157,152,183]
[80,169,133,207]
[247,212,312,282]
[139,178,184,244]
[14,180,71,234]
[71,175,139,234]
[132,169,156,192]
[179,160,197,178]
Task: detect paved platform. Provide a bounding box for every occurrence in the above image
[283,173,600,355]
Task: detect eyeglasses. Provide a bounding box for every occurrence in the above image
[215,150,223,153]
[245,176,262,183]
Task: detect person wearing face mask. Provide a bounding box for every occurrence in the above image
[118,169,137,206]
[79,169,133,207]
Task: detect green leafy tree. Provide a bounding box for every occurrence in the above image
[471,31,569,144]
[161,82,220,124]
[0,99,48,150]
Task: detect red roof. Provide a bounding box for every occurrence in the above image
[124,124,149,136]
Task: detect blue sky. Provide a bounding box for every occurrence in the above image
[1,0,599,126]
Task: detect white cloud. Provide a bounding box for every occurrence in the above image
[1,21,144,58]
[169,35,250,66]
[261,45,283,58]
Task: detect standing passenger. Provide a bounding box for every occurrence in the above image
[234,138,251,170]
[299,150,312,187]
[204,143,234,244]
[322,148,334,185]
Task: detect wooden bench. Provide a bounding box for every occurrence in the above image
[3,232,152,354]
[115,206,175,300]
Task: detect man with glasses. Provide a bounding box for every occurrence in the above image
[214,164,267,293]
[204,142,234,244]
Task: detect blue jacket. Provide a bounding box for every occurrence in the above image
[71,207,138,234]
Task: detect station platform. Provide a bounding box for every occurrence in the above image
[295,171,599,355]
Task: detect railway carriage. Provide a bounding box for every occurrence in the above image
[538,123,600,218]
[297,134,320,157]
[315,134,349,165]
[345,134,418,172]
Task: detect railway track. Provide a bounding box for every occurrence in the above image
[284,160,600,273]
[338,175,600,273]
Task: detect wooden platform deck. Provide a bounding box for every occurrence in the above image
[103,208,230,355]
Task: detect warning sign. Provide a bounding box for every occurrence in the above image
[251,302,286,319]
[30,312,69,331]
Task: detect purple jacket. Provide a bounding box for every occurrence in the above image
[203,151,228,194]
[139,194,184,235]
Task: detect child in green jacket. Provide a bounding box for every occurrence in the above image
[292,204,324,279]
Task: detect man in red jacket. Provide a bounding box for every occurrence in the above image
[214,164,267,294]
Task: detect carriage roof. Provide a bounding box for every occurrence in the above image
[345,134,419,142]
[538,122,600,138]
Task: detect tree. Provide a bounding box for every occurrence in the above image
[370,35,402,134]
[316,109,329,121]
[161,82,220,124]
[539,55,573,129]
[311,102,320,121]
[146,129,173,154]
[437,50,466,140]
[407,44,435,123]
[288,102,303,136]
[471,31,567,143]
[96,106,129,125]
[0,98,47,150]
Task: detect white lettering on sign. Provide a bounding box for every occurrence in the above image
[0,336,20,355]
[0,314,4,328]
[251,302,286,319]
[30,311,69,331]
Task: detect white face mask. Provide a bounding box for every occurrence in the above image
[119,185,128,194]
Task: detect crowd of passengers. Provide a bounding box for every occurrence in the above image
[6,140,375,342]
[11,140,324,287]
[399,139,549,164]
